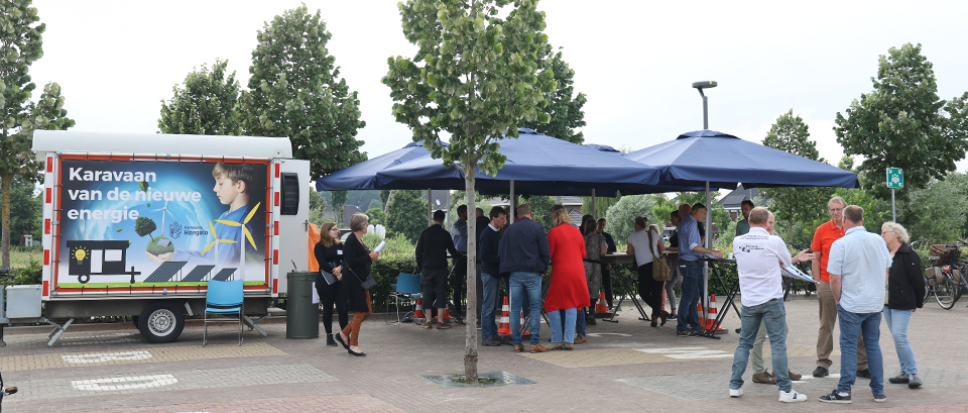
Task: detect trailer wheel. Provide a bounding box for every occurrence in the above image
[138,302,184,343]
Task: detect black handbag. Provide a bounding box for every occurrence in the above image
[346,265,377,291]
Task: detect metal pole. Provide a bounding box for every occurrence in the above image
[509,181,515,224]
[591,189,596,220]
[704,181,711,312]
[699,90,709,129]
[891,189,896,222]
[427,189,433,226]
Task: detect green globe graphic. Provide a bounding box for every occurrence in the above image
[147,236,175,256]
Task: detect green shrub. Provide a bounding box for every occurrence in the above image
[11,258,42,285]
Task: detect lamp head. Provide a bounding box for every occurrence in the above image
[692,81,718,89]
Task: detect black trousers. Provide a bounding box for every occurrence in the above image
[315,275,348,335]
[452,255,468,316]
[601,265,614,307]
[421,268,450,310]
[637,262,663,314]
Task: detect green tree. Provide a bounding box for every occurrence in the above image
[241,5,366,179]
[383,0,556,382]
[519,47,586,143]
[580,195,619,221]
[1,1,74,268]
[7,175,40,238]
[134,217,157,238]
[365,208,387,227]
[760,110,834,241]
[379,190,391,212]
[308,190,327,227]
[523,195,554,231]
[834,43,968,200]
[906,173,968,243]
[331,190,348,225]
[384,190,427,243]
[651,194,677,227]
[605,195,660,243]
[158,58,241,135]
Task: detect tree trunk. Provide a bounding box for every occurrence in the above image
[1,173,11,269]
[463,155,479,384]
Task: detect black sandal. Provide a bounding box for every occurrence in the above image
[335,333,350,350]
[348,348,366,357]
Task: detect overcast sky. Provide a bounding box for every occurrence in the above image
[30,0,968,175]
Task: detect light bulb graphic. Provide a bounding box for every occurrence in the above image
[72,246,89,264]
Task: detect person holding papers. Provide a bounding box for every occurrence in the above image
[729,207,814,402]
[314,221,348,347]
[338,214,380,357]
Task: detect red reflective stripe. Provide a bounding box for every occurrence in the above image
[43,281,49,296]
[47,157,53,173]
[46,188,51,203]
[275,163,280,178]
[272,279,278,294]
[274,221,279,236]
[45,219,50,234]
[273,249,279,265]
[44,249,50,265]
[274,192,279,206]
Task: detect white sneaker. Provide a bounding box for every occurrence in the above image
[779,389,808,403]
[730,388,743,398]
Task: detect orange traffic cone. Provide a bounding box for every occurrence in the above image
[497,297,511,336]
[520,311,530,336]
[442,308,456,320]
[697,302,706,329]
[705,295,726,332]
[595,292,609,315]
[414,299,426,323]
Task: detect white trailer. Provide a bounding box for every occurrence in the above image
[0,131,309,345]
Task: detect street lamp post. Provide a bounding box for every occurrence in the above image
[692,80,717,321]
[692,81,717,129]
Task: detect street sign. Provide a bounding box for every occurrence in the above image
[886,167,904,189]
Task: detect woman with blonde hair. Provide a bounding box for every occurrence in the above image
[315,221,348,347]
[337,214,380,357]
[545,209,589,350]
[881,221,925,388]
[626,216,668,327]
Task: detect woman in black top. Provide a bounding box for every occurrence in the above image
[315,221,348,346]
[336,213,379,357]
[880,222,924,388]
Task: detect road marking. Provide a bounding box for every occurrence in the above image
[586,332,632,337]
[636,346,732,359]
[71,374,177,391]
[62,350,152,364]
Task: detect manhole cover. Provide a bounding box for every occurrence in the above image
[420,371,535,388]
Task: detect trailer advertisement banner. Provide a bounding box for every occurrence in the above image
[56,159,269,289]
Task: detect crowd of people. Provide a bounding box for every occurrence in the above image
[727,196,925,404]
[311,195,928,403]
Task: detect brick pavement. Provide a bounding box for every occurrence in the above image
[1,295,966,412]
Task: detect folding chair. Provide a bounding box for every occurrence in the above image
[385,272,422,325]
[203,279,244,346]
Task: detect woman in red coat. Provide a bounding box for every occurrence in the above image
[545,209,589,350]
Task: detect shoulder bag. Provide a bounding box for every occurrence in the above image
[647,230,671,282]
[345,264,377,291]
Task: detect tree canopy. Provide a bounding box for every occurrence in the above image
[384,190,426,243]
[834,43,968,198]
[519,47,586,143]
[241,5,366,179]
[158,58,241,135]
[0,0,73,267]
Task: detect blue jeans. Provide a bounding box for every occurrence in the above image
[676,260,703,332]
[480,272,501,340]
[837,305,884,395]
[883,306,917,375]
[549,308,577,344]
[730,299,792,392]
[509,271,542,345]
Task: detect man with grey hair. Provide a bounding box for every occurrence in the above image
[811,196,869,379]
[729,207,813,402]
[819,205,891,404]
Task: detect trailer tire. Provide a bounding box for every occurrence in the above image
[138,302,184,343]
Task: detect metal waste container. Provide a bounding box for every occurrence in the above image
[285,271,319,339]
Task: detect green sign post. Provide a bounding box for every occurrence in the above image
[887,167,903,221]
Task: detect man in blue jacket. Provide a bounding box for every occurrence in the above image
[498,204,551,353]
[479,206,507,346]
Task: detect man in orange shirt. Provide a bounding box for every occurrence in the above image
[811,196,869,378]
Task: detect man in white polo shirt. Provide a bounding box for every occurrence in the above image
[729,207,814,402]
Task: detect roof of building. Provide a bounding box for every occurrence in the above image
[559,196,583,205]
[568,209,583,227]
[423,190,451,211]
[717,184,766,209]
[323,205,366,227]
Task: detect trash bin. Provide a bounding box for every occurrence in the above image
[286,271,319,339]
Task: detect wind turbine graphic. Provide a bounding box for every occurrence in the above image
[215,202,261,280]
[202,220,236,272]
[154,200,174,237]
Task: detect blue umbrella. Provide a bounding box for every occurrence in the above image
[315,141,443,191]
[623,129,859,189]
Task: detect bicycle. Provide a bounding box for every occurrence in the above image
[924,240,965,310]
